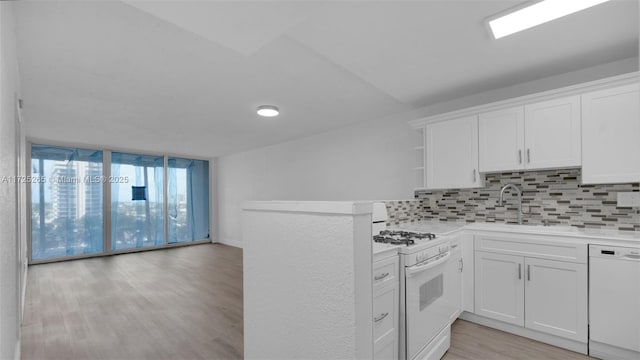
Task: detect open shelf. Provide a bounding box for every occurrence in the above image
[414,127,426,190]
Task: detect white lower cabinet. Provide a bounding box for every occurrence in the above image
[460,233,475,313]
[524,257,587,342]
[373,255,399,360]
[445,237,463,321]
[473,235,587,343]
[474,252,524,326]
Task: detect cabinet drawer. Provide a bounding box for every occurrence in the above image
[373,327,397,360]
[373,255,398,290]
[474,233,587,263]
[373,285,396,343]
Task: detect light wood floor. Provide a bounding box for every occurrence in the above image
[443,319,593,360]
[22,243,594,360]
[21,244,243,360]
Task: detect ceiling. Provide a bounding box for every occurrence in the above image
[14,0,639,157]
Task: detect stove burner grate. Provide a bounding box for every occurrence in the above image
[373,235,415,246]
[373,230,437,246]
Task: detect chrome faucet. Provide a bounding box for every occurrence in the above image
[498,183,525,225]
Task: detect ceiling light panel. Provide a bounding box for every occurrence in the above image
[488,0,611,39]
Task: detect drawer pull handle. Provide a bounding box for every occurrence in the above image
[374,312,389,323]
[374,272,389,281]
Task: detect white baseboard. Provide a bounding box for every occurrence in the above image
[14,339,20,360]
[214,238,243,249]
[590,341,640,360]
[16,259,27,360]
[459,312,588,355]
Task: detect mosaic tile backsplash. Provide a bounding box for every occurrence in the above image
[385,169,639,231]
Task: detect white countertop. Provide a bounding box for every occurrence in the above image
[466,222,640,245]
[382,220,640,248]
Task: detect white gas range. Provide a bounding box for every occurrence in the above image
[372,213,462,360]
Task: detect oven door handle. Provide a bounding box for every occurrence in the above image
[406,252,451,278]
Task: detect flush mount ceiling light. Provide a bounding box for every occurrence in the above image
[487,0,611,39]
[256,105,279,117]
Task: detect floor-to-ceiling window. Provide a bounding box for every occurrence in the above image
[111,152,165,250]
[29,143,210,263]
[31,145,104,260]
[168,157,209,243]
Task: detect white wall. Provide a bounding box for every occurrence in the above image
[216,58,639,248]
[405,57,639,121]
[216,114,416,247]
[0,2,24,360]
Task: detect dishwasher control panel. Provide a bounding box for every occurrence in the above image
[590,244,640,260]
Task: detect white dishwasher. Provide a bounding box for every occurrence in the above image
[589,244,640,360]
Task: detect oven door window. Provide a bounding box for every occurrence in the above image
[420,274,443,311]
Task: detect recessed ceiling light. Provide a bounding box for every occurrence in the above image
[488,0,611,39]
[256,105,279,117]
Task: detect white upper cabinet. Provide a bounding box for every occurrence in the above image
[524,96,581,170]
[581,83,640,184]
[425,116,482,190]
[411,73,638,189]
[479,107,525,172]
[479,96,581,172]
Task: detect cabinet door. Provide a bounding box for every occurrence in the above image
[461,234,475,313]
[581,83,640,184]
[425,116,481,189]
[445,243,463,320]
[524,258,587,342]
[524,96,581,170]
[474,251,524,326]
[479,107,525,172]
